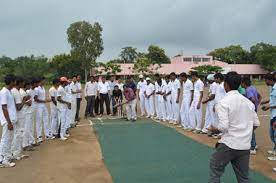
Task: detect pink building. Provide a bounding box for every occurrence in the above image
[94,55,267,78]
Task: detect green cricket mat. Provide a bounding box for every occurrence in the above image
[92,118,275,183]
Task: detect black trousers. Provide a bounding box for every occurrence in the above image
[209,143,250,183]
[75,98,81,120]
[100,93,111,115]
[95,96,100,114]
[85,96,95,116]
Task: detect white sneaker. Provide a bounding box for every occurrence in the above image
[176,125,182,128]
[186,128,193,132]
[169,121,174,124]
[273,168,276,172]
[268,156,276,161]
[267,150,276,155]
[250,149,257,155]
[201,129,208,134]
[193,130,201,134]
[60,136,68,141]
[255,145,258,150]
[64,134,70,137]
[0,161,16,168]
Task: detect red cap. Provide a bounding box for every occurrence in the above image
[60,77,68,82]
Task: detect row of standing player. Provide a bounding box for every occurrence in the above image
[0,74,82,168]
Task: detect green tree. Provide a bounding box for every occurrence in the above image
[133,56,152,74]
[99,61,122,76]
[208,45,250,64]
[67,21,104,82]
[0,56,16,79]
[191,65,224,75]
[146,45,170,64]
[119,46,138,63]
[250,42,276,71]
[49,54,84,79]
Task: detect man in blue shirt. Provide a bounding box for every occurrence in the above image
[125,76,137,95]
[262,73,276,161]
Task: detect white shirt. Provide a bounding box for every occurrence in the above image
[0,87,17,125]
[137,80,147,95]
[11,88,24,117]
[49,86,58,109]
[76,82,82,99]
[27,88,36,111]
[34,86,46,106]
[117,83,124,91]
[215,82,226,104]
[183,79,193,98]
[207,82,217,106]
[171,79,181,97]
[65,84,73,102]
[57,86,68,110]
[20,88,31,114]
[98,82,110,94]
[70,82,78,99]
[216,90,260,150]
[84,81,98,96]
[193,79,204,99]
[145,83,155,97]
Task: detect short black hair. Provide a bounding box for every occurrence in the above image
[214,73,224,80]
[224,72,241,90]
[15,76,25,86]
[24,79,31,88]
[170,72,176,76]
[190,71,198,77]
[126,76,132,80]
[241,77,251,86]
[31,77,39,84]
[4,74,16,85]
[52,78,60,85]
[265,73,276,82]
[179,72,188,78]
[154,73,160,78]
[114,85,119,88]
[165,75,170,79]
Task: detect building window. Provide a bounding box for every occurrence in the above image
[183,57,192,62]
[193,57,201,62]
[202,58,210,62]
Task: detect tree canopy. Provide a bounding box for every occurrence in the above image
[146,45,170,64]
[119,46,138,63]
[191,65,224,75]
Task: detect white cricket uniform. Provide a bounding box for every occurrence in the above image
[155,83,164,120]
[163,82,172,121]
[202,82,217,131]
[11,88,24,158]
[180,79,193,128]
[57,85,69,138]
[145,83,155,117]
[0,87,17,163]
[137,80,147,116]
[213,82,226,127]
[49,86,58,136]
[189,79,204,130]
[158,83,166,121]
[23,89,35,147]
[171,79,181,122]
[35,86,50,139]
[65,84,73,128]
[70,82,78,124]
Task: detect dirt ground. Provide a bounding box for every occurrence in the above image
[0,83,275,182]
[0,102,112,183]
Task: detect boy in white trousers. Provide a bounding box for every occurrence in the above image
[22,80,36,151]
[163,75,172,122]
[0,74,17,168]
[11,77,30,160]
[57,77,71,140]
[169,72,181,125]
[179,72,193,130]
[49,79,60,138]
[34,77,52,143]
[144,78,155,118]
[123,85,137,121]
[189,71,204,133]
[70,76,81,127]
[137,75,147,117]
[155,78,164,121]
[202,74,217,134]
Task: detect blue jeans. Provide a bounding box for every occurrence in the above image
[250,127,257,150]
[269,117,276,150]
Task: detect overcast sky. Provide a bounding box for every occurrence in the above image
[1,0,276,61]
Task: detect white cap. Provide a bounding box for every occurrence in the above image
[139,74,144,79]
[146,77,151,81]
[207,74,215,81]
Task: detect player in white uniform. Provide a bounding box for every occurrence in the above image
[144,78,155,118]
[170,72,181,125]
[189,71,204,133]
[70,76,81,127]
[22,80,36,150]
[0,74,17,168]
[57,77,72,140]
[34,77,51,143]
[49,79,60,138]
[155,78,165,121]
[202,74,217,134]
[137,75,147,116]
[179,73,193,130]
[163,75,173,122]
[11,77,30,160]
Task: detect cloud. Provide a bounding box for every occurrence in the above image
[0,0,275,60]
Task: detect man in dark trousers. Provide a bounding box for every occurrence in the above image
[97,76,111,116]
[208,72,260,183]
[84,76,98,117]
